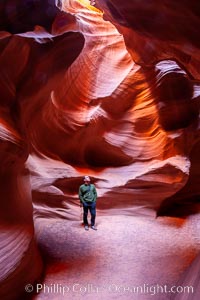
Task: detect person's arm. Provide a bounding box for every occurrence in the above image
[93,185,97,202]
[78,187,84,204]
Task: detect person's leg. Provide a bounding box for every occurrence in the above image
[90,201,96,227]
[83,202,89,226]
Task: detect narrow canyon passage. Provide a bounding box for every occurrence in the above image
[1,1,200,299]
[33,209,200,300]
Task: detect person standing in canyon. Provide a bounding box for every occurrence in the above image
[79,176,98,231]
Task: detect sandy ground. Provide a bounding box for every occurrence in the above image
[31,209,200,300]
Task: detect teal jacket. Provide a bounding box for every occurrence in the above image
[79,184,97,203]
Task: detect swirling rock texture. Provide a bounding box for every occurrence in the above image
[1,0,200,299]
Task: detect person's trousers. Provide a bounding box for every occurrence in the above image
[83,201,96,226]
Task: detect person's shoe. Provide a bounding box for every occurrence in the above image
[84,225,89,231]
[91,225,97,231]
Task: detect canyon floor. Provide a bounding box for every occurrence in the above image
[32,207,200,300]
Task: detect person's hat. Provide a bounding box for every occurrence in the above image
[84,176,91,182]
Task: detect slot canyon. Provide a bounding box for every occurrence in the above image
[1,0,200,299]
